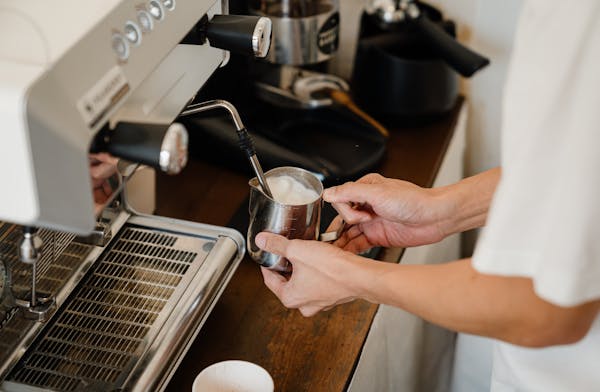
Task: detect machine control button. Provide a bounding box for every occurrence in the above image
[148,0,165,21]
[137,10,154,32]
[162,0,175,11]
[124,21,142,45]
[112,33,130,60]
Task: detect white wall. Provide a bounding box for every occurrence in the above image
[437,0,523,175]
[331,0,523,176]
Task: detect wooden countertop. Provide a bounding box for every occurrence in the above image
[159,100,463,391]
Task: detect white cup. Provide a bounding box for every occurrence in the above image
[192,360,274,392]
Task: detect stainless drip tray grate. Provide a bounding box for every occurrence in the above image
[6,225,221,391]
[0,227,93,369]
[0,225,79,299]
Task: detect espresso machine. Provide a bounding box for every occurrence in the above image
[0,0,271,390]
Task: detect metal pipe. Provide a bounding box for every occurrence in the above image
[249,155,271,197]
[180,100,273,198]
[30,262,37,307]
[181,100,245,131]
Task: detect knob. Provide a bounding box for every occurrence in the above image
[19,227,42,265]
[185,14,272,58]
[91,122,189,175]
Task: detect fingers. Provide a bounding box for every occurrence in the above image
[260,267,287,298]
[324,179,385,225]
[333,224,363,249]
[324,182,379,205]
[331,202,373,224]
[90,154,119,192]
[324,173,387,202]
[327,218,374,254]
[89,153,119,165]
[93,187,109,205]
[356,173,385,184]
[102,180,114,197]
[92,177,106,188]
[256,234,354,318]
[343,235,374,254]
[299,306,322,317]
[90,161,118,181]
[93,179,116,205]
[255,232,291,257]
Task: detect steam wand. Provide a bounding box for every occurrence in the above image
[180,100,273,198]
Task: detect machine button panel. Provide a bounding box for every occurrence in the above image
[124,21,142,45]
[162,0,176,11]
[112,33,130,60]
[137,10,154,32]
[112,0,176,60]
[148,0,165,21]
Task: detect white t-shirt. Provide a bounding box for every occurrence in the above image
[472,0,600,390]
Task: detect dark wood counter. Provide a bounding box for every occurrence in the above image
[159,100,463,391]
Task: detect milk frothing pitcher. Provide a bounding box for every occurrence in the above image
[248,166,343,272]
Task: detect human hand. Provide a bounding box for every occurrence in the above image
[256,232,375,317]
[89,153,119,210]
[324,173,454,253]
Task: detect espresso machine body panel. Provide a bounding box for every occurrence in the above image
[0,0,227,233]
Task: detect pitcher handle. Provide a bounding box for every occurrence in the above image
[319,220,348,242]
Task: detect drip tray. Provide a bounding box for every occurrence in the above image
[2,215,244,392]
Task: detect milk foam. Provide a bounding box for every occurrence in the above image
[263,175,319,205]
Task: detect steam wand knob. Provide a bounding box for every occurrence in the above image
[184,14,272,59]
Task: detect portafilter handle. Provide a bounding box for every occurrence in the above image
[91,122,189,175]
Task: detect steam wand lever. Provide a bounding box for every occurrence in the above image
[180,100,273,198]
[16,227,56,322]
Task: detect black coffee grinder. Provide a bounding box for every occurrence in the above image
[352,0,490,121]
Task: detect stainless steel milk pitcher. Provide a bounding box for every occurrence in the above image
[248,167,323,272]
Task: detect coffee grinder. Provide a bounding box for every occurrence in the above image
[249,0,340,65]
[246,0,346,105]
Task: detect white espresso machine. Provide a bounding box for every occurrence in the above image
[0,0,270,390]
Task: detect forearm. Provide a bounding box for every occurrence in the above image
[353,256,600,347]
[434,167,501,236]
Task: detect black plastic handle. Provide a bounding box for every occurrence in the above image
[205,15,271,58]
[91,122,188,174]
[414,15,489,77]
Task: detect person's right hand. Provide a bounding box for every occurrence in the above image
[324,173,455,253]
[89,153,119,212]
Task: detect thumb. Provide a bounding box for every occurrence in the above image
[255,232,291,257]
[261,267,287,297]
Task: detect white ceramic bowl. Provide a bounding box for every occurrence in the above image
[192,360,274,392]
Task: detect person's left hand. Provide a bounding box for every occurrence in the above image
[256,232,374,317]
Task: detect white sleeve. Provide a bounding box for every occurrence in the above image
[472,0,600,307]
